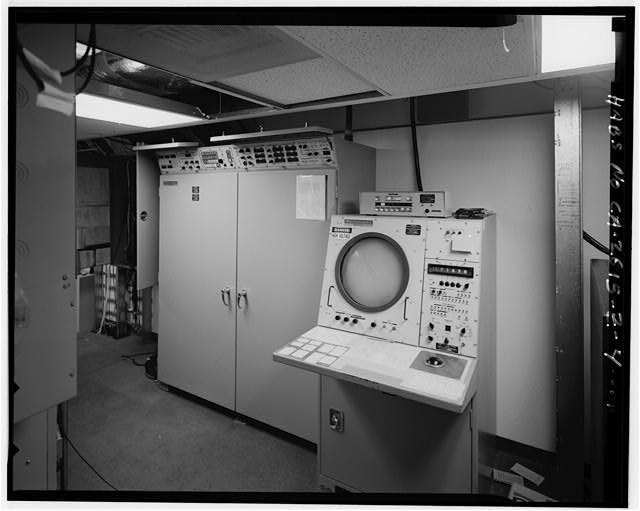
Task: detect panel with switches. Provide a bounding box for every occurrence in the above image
[421,218,486,358]
[156,148,203,174]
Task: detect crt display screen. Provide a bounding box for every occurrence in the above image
[339,237,406,310]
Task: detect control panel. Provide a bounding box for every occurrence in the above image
[156,148,202,174]
[157,137,336,174]
[360,191,450,218]
[420,218,485,357]
[198,145,237,170]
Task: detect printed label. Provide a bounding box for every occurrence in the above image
[436,343,459,354]
[405,224,422,235]
[332,227,352,233]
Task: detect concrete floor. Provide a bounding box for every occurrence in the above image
[65,332,558,501]
[66,332,318,492]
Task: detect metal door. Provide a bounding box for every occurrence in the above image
[320,376,472,492]
[14,24,77,422]
[158,172,237,409]
[236,170,336,442]
[135,150,160,290]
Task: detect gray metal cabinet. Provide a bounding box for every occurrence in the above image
[157,170,335,441]
[319,376,472,492]
[14,23,77,424]
[158,173,238,409]
[236,170,336,442]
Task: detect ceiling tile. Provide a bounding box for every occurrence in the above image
[284,21,536,96]
[218,57,374,105]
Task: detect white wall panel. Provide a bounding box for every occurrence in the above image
[357,110,609,451]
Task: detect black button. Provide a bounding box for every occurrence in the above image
[445,325,451,332]
[445,282,450,287]
[439,280,444,286]
[352,318,358,324]
[444,338,449,344]
[429,322,434,330]
[464,283,469,290]
[461,328,466,335]
[370,322,377,328]
[427,335,433,341]
[343,317,349,322]
[456,283,461,288]
[335,315,341,321]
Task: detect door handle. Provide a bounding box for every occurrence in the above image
[221,286,231,307]
[237,289,248,310]
[327,285,335,307]
[403,297,409,320]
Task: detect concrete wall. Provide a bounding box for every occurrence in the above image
[354,108,609,452]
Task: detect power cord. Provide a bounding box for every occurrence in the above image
[61,25,95,76]
[16,38,44,92]
[583,230,609,255]
[76,25,97,94]
[121,350,156,367]
[63,433,118,490]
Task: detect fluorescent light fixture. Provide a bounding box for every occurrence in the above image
[76,93,202,128]
[541,16,615,73]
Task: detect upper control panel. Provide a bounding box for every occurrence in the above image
[360,191,451,217]
[156,136,336,174]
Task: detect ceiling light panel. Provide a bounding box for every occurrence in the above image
[76,93,203,128]
[78,25,320,83]
[283,21,536,96]
[541,16,614,73]
[218,57,375,105]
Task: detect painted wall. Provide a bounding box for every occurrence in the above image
[354,108,609,452]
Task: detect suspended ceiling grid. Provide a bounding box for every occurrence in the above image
[79,21,537,108]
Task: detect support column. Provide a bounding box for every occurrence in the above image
[553,77,584,502]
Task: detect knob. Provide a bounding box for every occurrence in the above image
[456,283,461,288]
[370,322,377,328]
[443,338,449,344]
[343,317,349,322]
[439,280,444,286]
[335,315,341,321]
[428,322,434,330]
[427,335,434,342]
[464,283,469,290]
[460,328,466,335]
[445,282,450,287]
[352,318,358,324]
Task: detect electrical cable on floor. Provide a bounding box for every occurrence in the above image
[63,434,118,490]
[583,230,609,255]
[121,351,155,367]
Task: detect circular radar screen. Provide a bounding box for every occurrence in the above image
[336,233,410,312]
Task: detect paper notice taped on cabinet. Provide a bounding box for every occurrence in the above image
[296,175,326,221]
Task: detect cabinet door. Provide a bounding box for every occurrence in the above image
[158,173,237,410]
[236,170,336,442]
[14,24,77,422]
